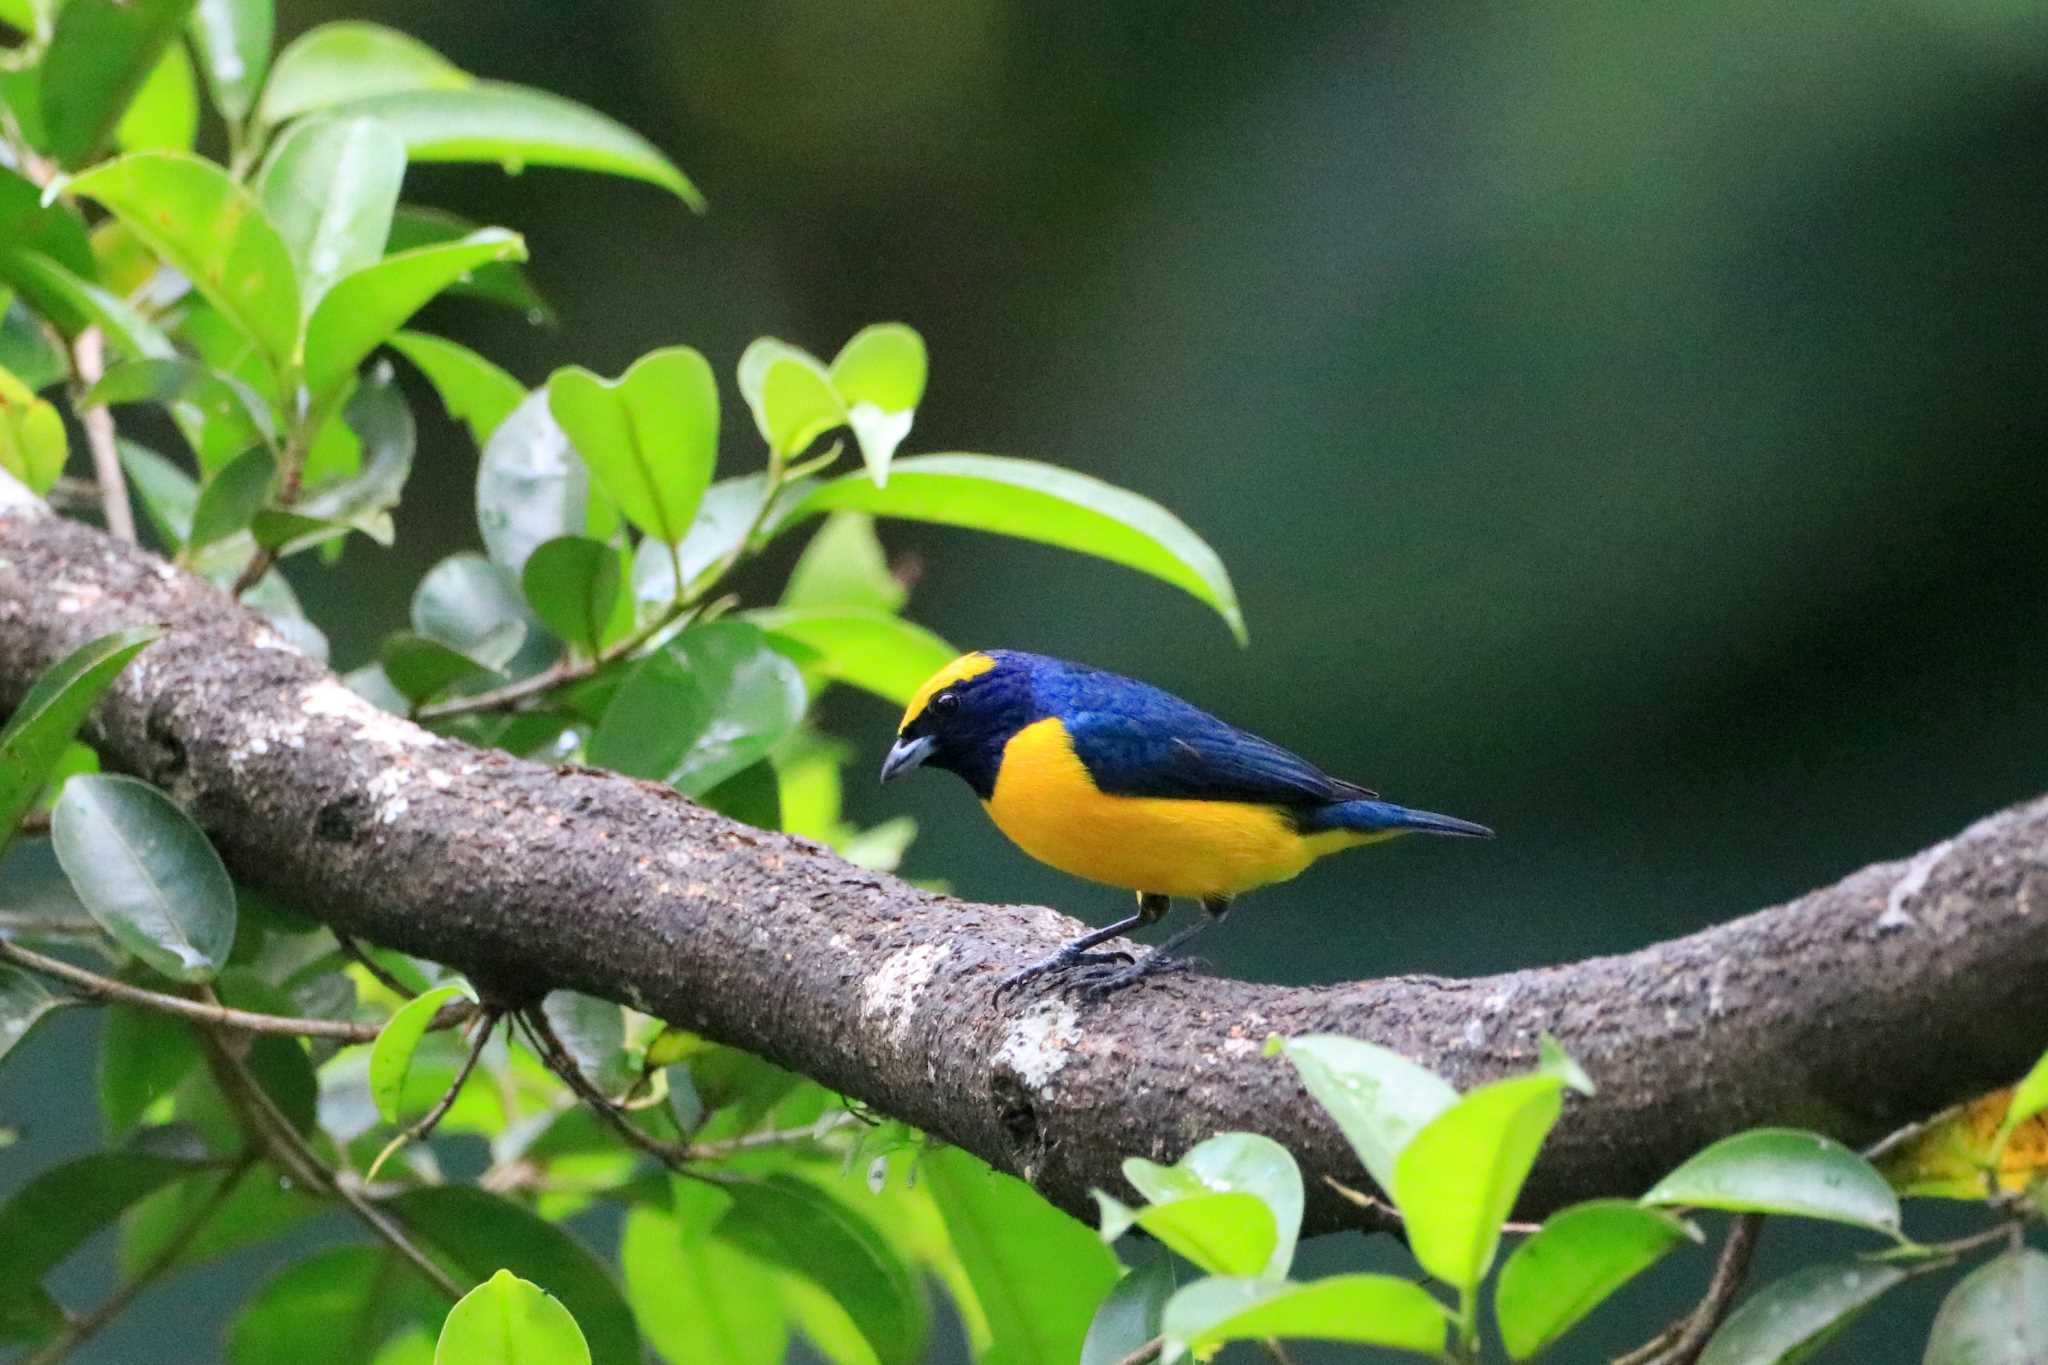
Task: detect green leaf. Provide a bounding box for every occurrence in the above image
[0,170,97,333]
[121,1165,320,1278]
[828,324,926,485]
[380,630,500,703]
[623,1190,787,1365]
[411,552,528,670]
[82,356,277,474]
[1642,1128,1900,1235]
[188,0,273,125]
[1080,1251,1175,1365]
[524,536,629,656]
[548,347,717,545]
[369,983,467,1123]
[1697,1260,1905,1365]
[783,512,905,614]
[630,475,769,607]
[699,761,782,832]
[539,990,634,1096]
[717,1174,926,1365]
[1995,1048,2048,1154]
[0,362,66,495]
[1495,1200,1694,1360]
[588,622,809,797]
[1122,1132,1303,1280]
[285,361,416,543]
[1537,1032,1595,1096]
[257,22,467,127]
[1394,1073,1564,1292]
[69,153,299,374]
[0,966,67,1069]
[114,45,198,154]
[99,1000,201,1138]
[1092,1190,1276,1281]
[1271,1032,1456,1196]
[0,1150,209,1343]
[304,229,527,407]
[188,445,276,550]
[751,607,955,707]
[51,774,234,982]
[39,0,197,166]
[476,389,613,576]
[737,338,844,459]
[388,208,554,321]
[923,1146,1119,1365]
[257,116,407,315]
[0,625,158,849]
[230,1245,442,1365]
[120,438,198,546]
[390,1185,636,1365]
[3,248,176,362]
[1923,1249,2048,1365]
[323,82,701,207]
[390,331,524,447]
[1160,1275,1447,1361]
[434,1269,590,1365]
[787,454,1245,644]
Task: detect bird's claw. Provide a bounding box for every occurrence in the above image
[992,949,1134,1004]
[1064,952,1201,1002]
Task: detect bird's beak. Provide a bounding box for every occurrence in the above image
[880,734,935,784]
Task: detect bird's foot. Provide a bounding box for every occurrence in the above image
[992,948,1134,1004]
[1066,951,1203,1002]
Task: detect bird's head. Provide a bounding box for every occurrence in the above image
[880,650,1041,797]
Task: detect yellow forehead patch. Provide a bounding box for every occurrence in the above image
[899,652,996,731]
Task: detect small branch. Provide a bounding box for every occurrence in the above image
[1615,1213,1762,1365]
[335,931,420,1000]
[0,911,101,940]
[1114,1337,1163,1365]
[20,1155,255,1365]
[228,546,275,599]
[416,600,698,722]
[516,1006,694,1170]
[14,808,49,835]
[69,329,135,543]
[0,938,474,1041]
[365,1010,500,1181]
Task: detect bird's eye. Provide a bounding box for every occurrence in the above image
[931,690,961,718]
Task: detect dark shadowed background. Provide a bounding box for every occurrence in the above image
[7,0,2047,1359]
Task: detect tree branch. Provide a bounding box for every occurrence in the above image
[3,487,2046,1232]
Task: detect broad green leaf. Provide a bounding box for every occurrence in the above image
[39,0,197,166]
[388,208,554,321]
[373,1329,436,1365]
[0,294,67,389]
[539,990,634,1096]
[1495,1200,1694,1360]
[1272,1032,1457,1195]
[1394,1073,1564,1291]
[1995,1048,2048,1154]
[1092,1190,1276,1280]
[369,983,467,1123]
[82,356,276,474]
[1537,1032,1595,1095]
[622,1195,787,1365]
[15,673,161,841]
[788,454,1245,644]
[187,445,275,550]
[548,347,717,545]
[717,1175,926,1365]
[411,553,527,670]
[230,1245,443,1365]
[113,45,197,153]
[257,22,468,127]
[286,362,415,540]
[1697,1260,1905,1365]
[783,512,905,614]
[738,338,844,458]
[257,116,407,314]
[120,1165,321,1278]
[188,0,273,124]
[0,170,97,333]
[435,1269,590,1365]
[1923,1249,2048,1365]
[923,1147,1119,1365]
[477,389,615,575]
[303,229,527,407]
[1123,1132,1303,1280]
[1160,1275,1446,1361]
[0,966,67,1069]
[51,774,233,982]
[524,536,630,656]
[379,633,500,705]
[751,607,955,706]
[120,439,198,546]
[0,248,173,360]
[98,1000,201,1138]
[588,622,808,797]
[699,761,782,832]
[322,82,702,207]
[1642,1129,1900,1234]
[0,363,66,495]
[1080,1251,1174,1365]
[391,1185,637,1365]
[838,817,917,873]
[390,331,524,447]
[630,475,770,607]
[69,153,299,373]
[828,324,926,485]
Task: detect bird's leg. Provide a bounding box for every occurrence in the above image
[1072,894,1234,1001]
[992,893,1169,1002]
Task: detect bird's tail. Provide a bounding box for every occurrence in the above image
[1306,799,1494,839]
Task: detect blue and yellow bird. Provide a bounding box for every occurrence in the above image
[880,650,1491,999]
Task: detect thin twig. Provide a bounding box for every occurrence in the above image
[228,546,274,599]
[1318,1173,1533,1239]
[1614,1213,1762,1365]
[19,1154,255,1365]
[416,600,697,722]
[365,1010,500,1181]
[0,911,101,939]
[69,329,135,542]
[0,938,474,1041]
[1113,1337,1163,1365]
[516,1006,695,1169]
[334,931,420,1000]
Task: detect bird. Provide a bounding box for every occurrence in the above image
[879,650,1491,1000]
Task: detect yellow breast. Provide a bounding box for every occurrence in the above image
[982,717,1372,898]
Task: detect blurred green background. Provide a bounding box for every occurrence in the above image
[8,0,2048,1359]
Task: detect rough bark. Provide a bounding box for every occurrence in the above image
[3,487,2044,1232]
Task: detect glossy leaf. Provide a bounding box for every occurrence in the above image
[788,453,1245,644]
[630,475,769,607]
[1394,1073,1564,1291]
[257,22,468,126]
[1642,1128,1900,1234]
[188,0,273,124]
[524,536,629,656]
[369,984,468,1123]
[1079,1251,1175,1365]
[1877,1089,2048,1199]
[388,207,554,320]
[1160,1275,1447,1360]
[98,1000,201,1138]
[828,323,926,484]
[751,607,955,706]
[539,991,635,1096]
[411,553,528,670]
[1272,1032,1457,1195]
[0,626,158,848]
[39,0,197,166]
[303,229,527,406]
[588,622,808,797]
[188,445,276,550]
[0,169,97,334]
[120,1161,321,1278]
[257,116,407,313]
[390,331,524,447]
[1093,1190,1277,1280]
[113,45,198,153]
[230,1245,442,1365]
[2,248,171,366]
[548,347,717,545]
[1923,1249,2048,1365]
[0,363,66,495]
[82,356,276,474]
[435,1269,590,1365]
[1495,1200,1694,1360]
[738,338,844,458]
[120,439,198,545]
[1123,1132,1304,1280]
[1697,1260,1904,1365]
[622,1192,787,1365]
[477,389,617,575]
[782,511,905,613]
[51,774,235,983]
[0,966,67,1069]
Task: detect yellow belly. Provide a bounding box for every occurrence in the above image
[982,716,1378,897]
